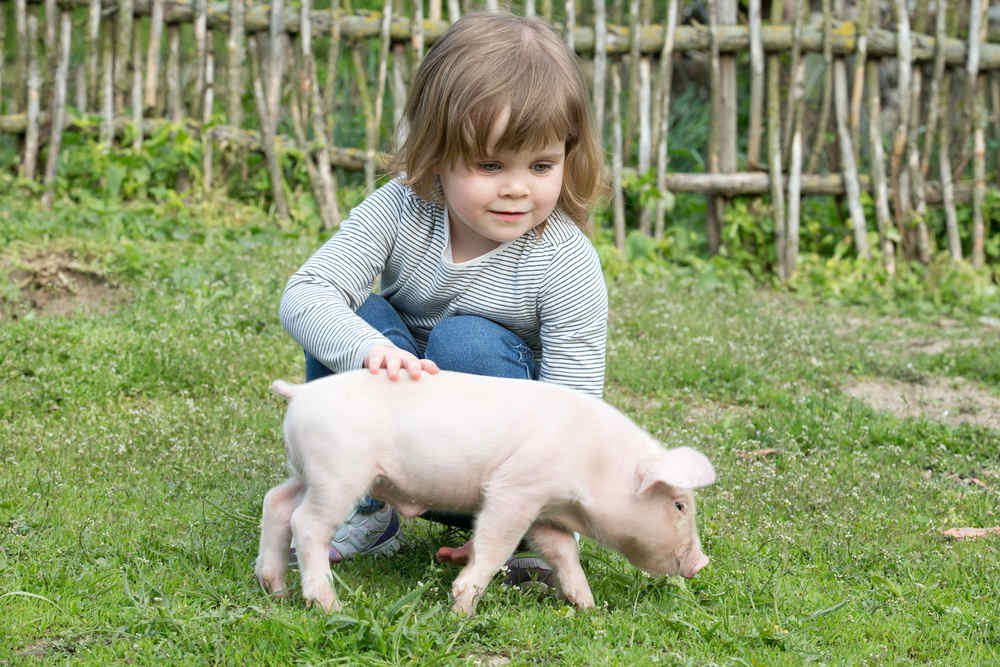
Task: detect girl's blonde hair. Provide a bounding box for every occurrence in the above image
[391,12,605,234]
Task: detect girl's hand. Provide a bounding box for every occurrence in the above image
[364,344,440,381]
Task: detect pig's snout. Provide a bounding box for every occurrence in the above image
[683,552,709,578]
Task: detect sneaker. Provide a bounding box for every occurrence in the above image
[502,554,555,589]
[328,504,401,562]
[289,505,401,565]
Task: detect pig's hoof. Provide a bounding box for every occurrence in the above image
[562,588,595,610]
[302,581,339,613]
[450,581,481,615]
[255,567,288,598]
[450,597,477,615]
[304,594,341,614]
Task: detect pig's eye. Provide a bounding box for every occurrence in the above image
[674,502,686,513]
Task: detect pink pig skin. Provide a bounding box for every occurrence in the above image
[254,369,716,615]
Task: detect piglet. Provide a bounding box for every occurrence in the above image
[254,369,716,615]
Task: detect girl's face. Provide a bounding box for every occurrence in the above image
[438,111,565,259]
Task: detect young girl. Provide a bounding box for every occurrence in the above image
[279,11,607,570]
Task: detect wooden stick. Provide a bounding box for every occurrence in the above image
[624,0,638,166]
[145,0,164,112]
[969,0,987,267]
[299,0,337,226]
[706,0,722,254]
[564,0,575,53]
[746,0,764,170]
[767,0,786,278]
[203,28,215,190]
[249,34,289,220]
[325,0,342,155]
[611,62,625,252]
[637,56,652,234]
[75,65,86,112]
[951,2,974,182]
[194,0,207,119]
[848,0,870,162]
[936,3,961,262]
[783,1,803,275]
[85,0,101,113]
[921,1,947,179]
[781,0,804,169]
[889,0,912,258]
[907,0,931,262]
[25,4,1000,64]
[786,108,802,277]
[227,0,245,129]
[991,72,1000,179]
[806,0,833,175]
[391,42,407,146]
[21,9,40,179]
[267,0,286,134]
[101,16,115,146]
[593,0,607,136]
[939,85,962,261]
[15,0,27,114]
[363,0,392,191]
[42,9,71,206]
[116,0,134,112]
[166,24,182,122]
[653,0,677,241]
[867,55,895,274]
[289,37,328,224]
[0,5,7,113]
[132,17,144,149]
[411,0,423,61]
[832,0,868,259]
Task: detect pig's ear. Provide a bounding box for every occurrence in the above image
[636,447,716,493]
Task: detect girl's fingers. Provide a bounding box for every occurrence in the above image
[385,355,403,380]
[404,357,423,380]
[366,349,385,373]
[420,359,440,374]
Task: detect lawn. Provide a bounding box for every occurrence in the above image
[1,197,999,664]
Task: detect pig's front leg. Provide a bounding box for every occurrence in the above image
[526,523,595,610]
[451,495,542,615]
[255,477,304,598]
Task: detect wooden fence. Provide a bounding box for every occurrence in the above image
[2,0,999,276]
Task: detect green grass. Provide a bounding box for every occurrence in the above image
[2,195,999,665]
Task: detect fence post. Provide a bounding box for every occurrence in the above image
[706,0,737,256]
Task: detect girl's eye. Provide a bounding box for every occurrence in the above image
[674,502,686,513]
[478,162,502,173]
[531,162,554,174]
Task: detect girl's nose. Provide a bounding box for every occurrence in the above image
[498,177,529,198]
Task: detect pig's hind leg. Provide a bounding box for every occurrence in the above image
[451,493,543,615]
[526,523,595,609]
[255,477,305,598]
[290,480,370,613]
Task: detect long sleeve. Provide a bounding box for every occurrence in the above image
[279,179,408,372]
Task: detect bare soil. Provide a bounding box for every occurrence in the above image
[3,251,125,318]
[844,377,1000,430]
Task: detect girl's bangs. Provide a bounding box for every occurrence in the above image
[454,57,581,162]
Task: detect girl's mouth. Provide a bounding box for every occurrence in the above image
[490,210,528,220]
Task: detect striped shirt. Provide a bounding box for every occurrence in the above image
[279,177,608,397]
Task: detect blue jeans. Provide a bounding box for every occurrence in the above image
[304,294,539,528]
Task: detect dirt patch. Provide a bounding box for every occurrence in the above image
[844,377,1000,430]
[3,251,124,318]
